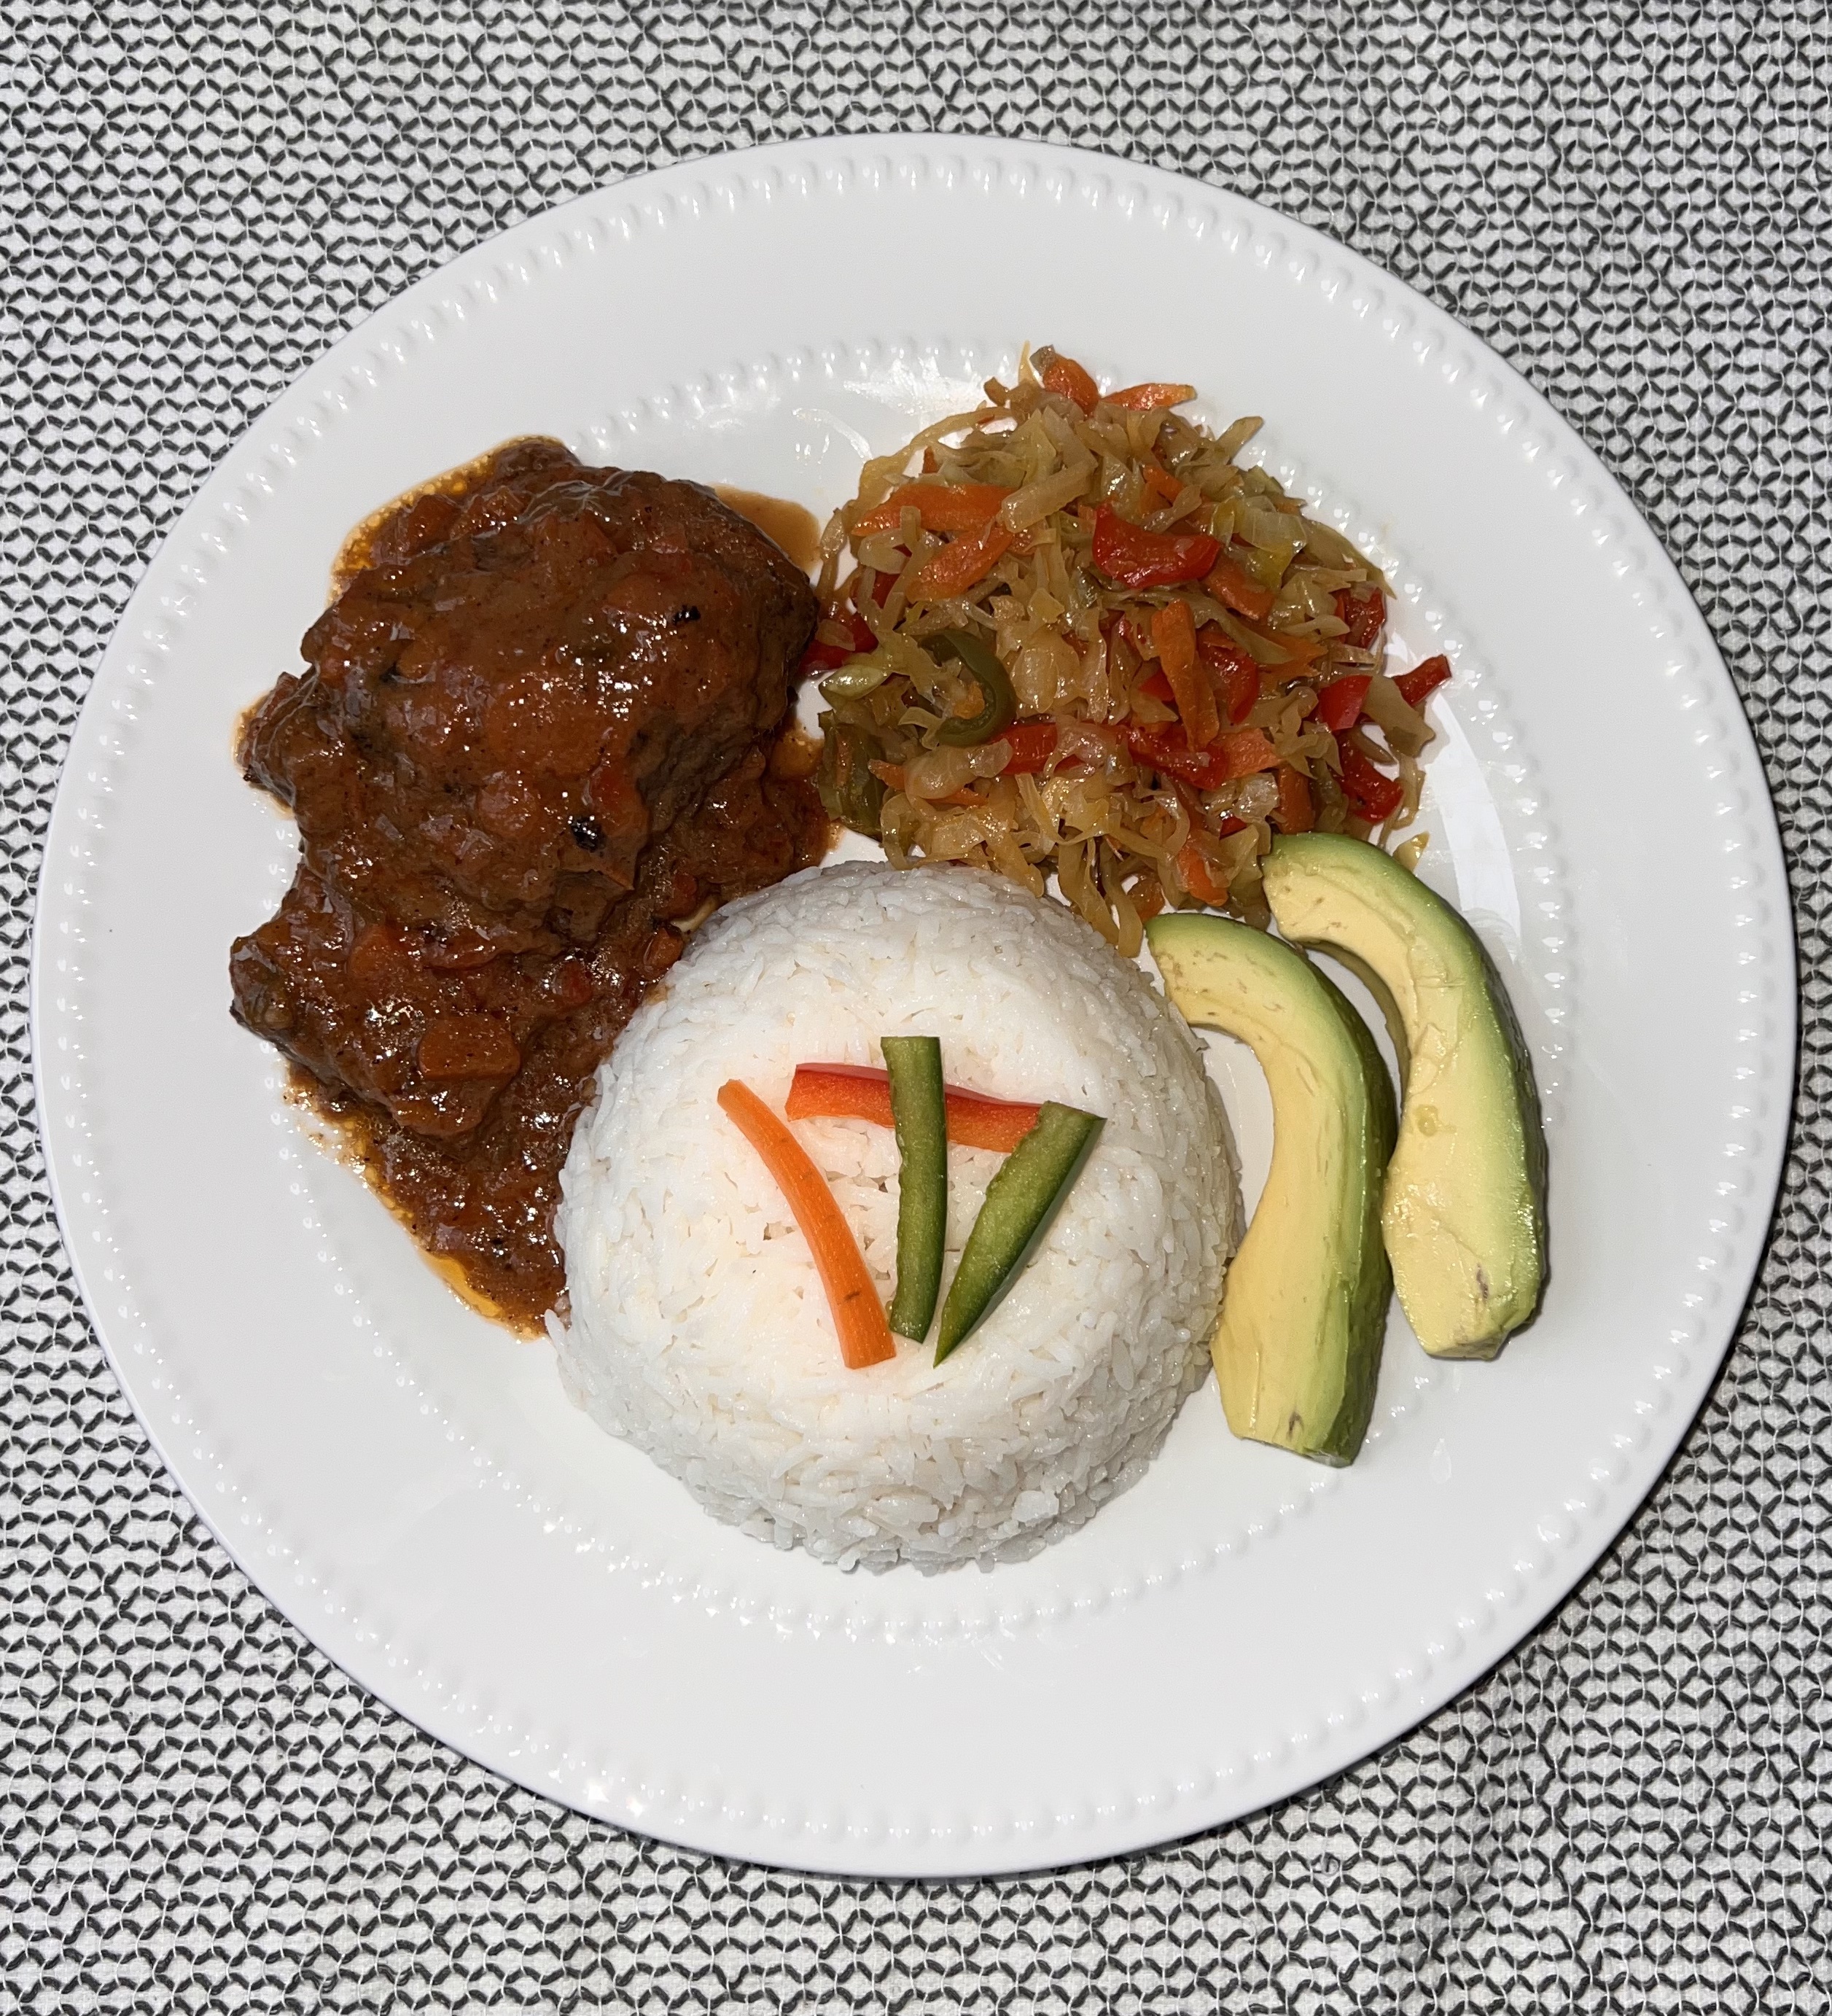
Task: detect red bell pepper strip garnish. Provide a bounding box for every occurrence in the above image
[1314,674,1372,733]
[1041,354,1101,414]
[851,482,1012,540]
[1394,654,1453,710]
[1107,381,1198,411]
[1338,742,1406,822]
[1203,556,1276,623]
[1091,505,1222,589]
[908,524,1015,598]
[1150,599,1219,748]
[786,1063,1042,1156]
[717,1078,896,1369]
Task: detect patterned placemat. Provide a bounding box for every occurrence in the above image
[4,4,1826,2008]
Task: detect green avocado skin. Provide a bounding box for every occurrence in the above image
[1263,833,1548,1360]
[1148,912,1395,1466]
[934,1102,1104,1363]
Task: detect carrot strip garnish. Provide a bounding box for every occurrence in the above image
[1106,381,1198,411]
[1150,599,1219,749]
[717,1079,896,1369]
[786,1064,1042,1156]
[851,482,1011,540]
[908,524,1015,598]
[1041,354,1100,413]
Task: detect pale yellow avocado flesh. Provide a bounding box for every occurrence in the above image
[1262,833,1547,1360]
[1148,913,1395,1466]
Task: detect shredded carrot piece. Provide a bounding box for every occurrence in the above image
[1215,726,1280,779]
[908,524,1014,598]
[1176,843,1229,908]
[1107,381,1198,411]
[1273,764,1316,833]
[1141,462,1183,503]
[851,482,1010,540]
[1150,599,1218,750]
[1202,556,1276,622]
[785,1064,1041,1156]
[1041,354,1100,413]
[717,1079,896,1369]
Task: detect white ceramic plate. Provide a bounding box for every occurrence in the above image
[33,138,1793,1877]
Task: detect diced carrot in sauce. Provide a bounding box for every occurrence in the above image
[851,482,1012,540]
[417,1013,520,1082]
[1040,354,1100,414]
[1150,599,1219,748]
[786,1062,1042,1156]
[1394,654,1453,709]
[1314,674,1371,733]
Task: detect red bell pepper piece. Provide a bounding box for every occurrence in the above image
[1197,626,1263,724]
[1091,505,1221,589]
[1125,723,1279,790]
[799,607,879,674]
[1314,674,1372,733]
[997,722,1061,774]
[1334,585,1387,650]
[1394,654,1453,710]
[1338,741,1405,821]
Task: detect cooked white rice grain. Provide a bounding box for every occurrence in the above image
[552,860,1239,1572]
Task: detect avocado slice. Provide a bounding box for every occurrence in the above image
[1147,912,1396,1465]
[1262,832,1547,1360]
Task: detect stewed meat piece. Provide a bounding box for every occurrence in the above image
[231,439,826,1323]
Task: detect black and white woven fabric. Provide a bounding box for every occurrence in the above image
[4,4,1827,2008]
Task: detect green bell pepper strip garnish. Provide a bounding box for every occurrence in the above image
[929,628,1018,747]
[934,1102,1105,1363]
[881,1035,948,1341]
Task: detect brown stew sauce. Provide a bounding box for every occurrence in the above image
[232,439,829,1329]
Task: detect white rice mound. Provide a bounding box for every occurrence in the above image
[553,861,1240,1573]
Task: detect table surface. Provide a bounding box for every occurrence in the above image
[4,4,1827,2009]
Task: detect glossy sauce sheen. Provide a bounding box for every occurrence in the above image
[232,438,827,1328]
